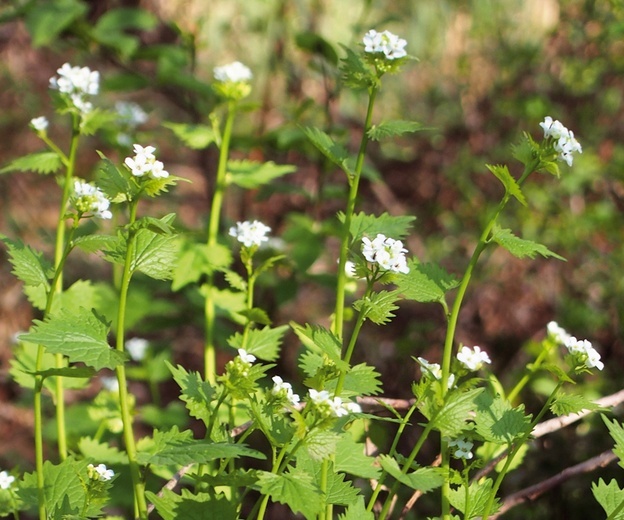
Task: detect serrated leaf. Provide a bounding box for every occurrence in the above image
[367,120,425,141]
[147,489,237,520]
[486,164,527,206]
[474,391,533,444]
[397,260,459,303]
[291,322,345,369]
[339,45,376,90]
[224,269,247,291]
[227,325,288,362]
[73,233,122,254]
[77,437,127,465]
[238,307,272,326]
[603,416,624,469]
[227,159,296,189]
[130,214,179,280]
[297,452,360,506]
[379,455,445,492]
[449,478,500,518]
[91,7,157,59]
[491,226,565,261]
[20,307,125,371]
[422,388,484,438]
[593,479,624,519]
[136,426,265,466]
[168,363,215,424]
[335,434,380,479]
[353,290,401,325]
[339,496,375,520]
[0,235,52,288]
[302,126,352,176]
[303,429,341,461]
[24,0,87,47]
[80,108,118,136]
[172,242,233,291]
[340,211,416,243]
[95,152,136,202]
[0,151,64,175]
[256,468,322,520]
[550,392,600,417]
[164,122,217,149]
[325,363,382,397]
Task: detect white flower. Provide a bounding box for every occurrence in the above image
[0,470,15,490]
[125,337,149,361]
[308,390,360,417]
[271,376,301,406]
[448,438,474,460]
[565,336,604,371]
[238,348,256,365]
[416,357,455,389]
[361,234,409,274]
[363,29,407,60]
[72,180,112,219]
[229,220,271,248]
[49,63,99,113]
[539,116,582,166]
[101,376,119,392]
[547,321,571,346]
[87,463,114,482]
[457,346,492,371]
[123,144,168,179]
[115,101,148,127]
[30,116,49,132]
[214,61,253,83]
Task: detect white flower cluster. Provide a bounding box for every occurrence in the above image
[539,116,583,167]
[308,389,361,418]
[547,321,604,371]
[361,234,410,274]
[87,463,114,482]
[214,61,253,83]
[271,376,301,407]
[30,116,49,132]
[229,220,271,248]
[49,63,99,114]
[457,346,492,371]
[417,357,455,389]
[448,437,474,460]
[125,337,149,362]
[0,470,15,490]
[73,180,112,219]
[363,29,407,60]
[124,144,169,179]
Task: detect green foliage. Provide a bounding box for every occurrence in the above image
[172,241,233,290]
[592,479,624,519]
[486,164,527,206]
[164,122,218,149]
[474,391,533,444]
[0,151,63,175]
[256,468,322,520]
[397,259,459,304]
[420,387,484,438]
[340,211,416,243]
[339,497,375,520]
[23,0,87,47]
[302,126,353,177]
[169,363,215,425]
[147,489,237,520]
[353,290,401,325]
[227,159,296,189]
[90,7,157,60]
[491,226,566,261]
[378,455,445,492]
[603,416,624,470]
[367,120,425,141]
[0,236,52,289]
[550,392,600,417]
[227,325,289,361]
[449,478,501,518]
[324,363,383,397]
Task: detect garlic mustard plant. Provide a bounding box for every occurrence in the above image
[229,220,272,248]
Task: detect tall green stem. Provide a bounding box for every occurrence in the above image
[52,113,80,461]
[205,102,237,383]
[438,159,539,519]
[333,85,378,340]
[115,201,148,520]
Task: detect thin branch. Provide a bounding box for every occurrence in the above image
[491,450,617,518]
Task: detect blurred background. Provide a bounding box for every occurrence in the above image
[0,0,623,518]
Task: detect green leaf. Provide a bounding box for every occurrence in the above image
[353,290,401,325]
[80,108,118,136]
[256,468,322,520]
[367,120,425,141]
[474,391,533,444]
[24,0,87,47]
[0,235,52,288]
[295,31,339,65]
[339,45,376,90]
[449,478,500,518]
[297,453,360,506]
[164,122,217,149]
[73,233,121,254]
[379,455,445,492]
[95,153,136,203]
[77,437,128,465]
[0,151,64,175]
[20,307,126,371]
[227,325,288,362]
[172,241,233,291]
[227,159,296,189]
[302,126,352,177]
[339,496,375,520]
[169,363,215,425]
[91,7,157,59]
[31,366,96,380]
[224,269,247,292]
[325,363,383,397]
[291,323,345,370]
[147,489,237,520]
[397,260,459,303]
[237,307,272,326]
[341,212,416,243]
[335,434,380,479]
[603,416,624,469]
[136,426,265,466]
[486,164,527,206]
[422,388,484,438]
[593,479,624,519]
[550,392,600,417]
[491,226,565,261]
[303,429,341,461]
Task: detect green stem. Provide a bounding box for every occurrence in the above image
[334,297,368,396]
[481,381,563,519]
[115,200,148,520]
[204,102,237,383]
[333,85,378,340]
[506,339,554,403]
[52,113,80,461]
[240,253,256,350]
